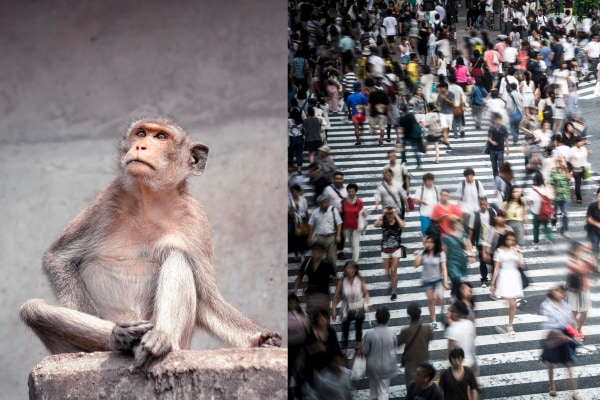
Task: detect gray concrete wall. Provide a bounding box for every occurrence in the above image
[0,1,287,398]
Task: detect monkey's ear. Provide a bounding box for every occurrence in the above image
[190,143,209,176]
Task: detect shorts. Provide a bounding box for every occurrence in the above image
[369,115,388,130]
[386,35,395,43]
[352,114,366,124]
[421,279,442,291]
[381,248,402,258]
[420,215,432,236]
[439,112,454,129]
[568,290,591,313]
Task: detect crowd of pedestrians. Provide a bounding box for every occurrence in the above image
[288,0,600,398]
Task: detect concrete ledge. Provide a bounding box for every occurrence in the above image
[28,348,287,400]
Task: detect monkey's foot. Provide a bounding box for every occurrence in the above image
[132,329,173,369]
[258,331,282,348]
[110,321,153,353]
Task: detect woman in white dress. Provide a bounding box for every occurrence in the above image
[490,231,525,338]
[520,71,536,111]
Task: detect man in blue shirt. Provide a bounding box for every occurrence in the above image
[345,82,369,145]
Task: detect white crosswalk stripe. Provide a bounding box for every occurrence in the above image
[289,93,600,398]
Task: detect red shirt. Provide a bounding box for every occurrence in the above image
[342,198,364,230]
[430,203,463,234]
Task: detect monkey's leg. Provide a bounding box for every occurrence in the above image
[20,298,115,354]
[133,250,196,368]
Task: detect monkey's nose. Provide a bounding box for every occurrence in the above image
[136,145,147,150]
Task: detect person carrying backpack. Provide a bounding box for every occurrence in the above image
[528,171,554,250]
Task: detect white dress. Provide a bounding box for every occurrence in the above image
[521,80,535,108]
[494,247,524,298]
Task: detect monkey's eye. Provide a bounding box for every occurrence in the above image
[136,130,146,137]
[155,131,168,140]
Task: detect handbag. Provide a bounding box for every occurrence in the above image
[294,220,309,236]
[566,272,581,291]
[519,267,530,289]
[406,197,415,211]
[400,245,407,259]
[484,141,491,155]
[351,355,367,380]
[453,103,463,116]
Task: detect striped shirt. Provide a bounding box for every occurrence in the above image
[342,72,358,94]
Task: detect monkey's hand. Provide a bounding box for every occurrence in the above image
[258,331,282,348]
[110,321,153,353]
[133,329,173,369]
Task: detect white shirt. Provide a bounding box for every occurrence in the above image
[382,16,397,36]
[385,162,408,188]
[309,206,342,235]
[448,83,464,107]
[445,318,477,367]
[456,179,486,214]
[503,46,519,64]
[585,40,600,58]
[323,184,348,210]
[568,146,588,169]
[414,185,440,217]
[526,184,554,215]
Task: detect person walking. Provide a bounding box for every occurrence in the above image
[346,81,369,145]
[405,362,444,400]
[436,81,455,150]
[374,206,406,301]
[528,172,555,250]
[568,137,590,204]
[487,112,510,178]
[361,307,399,400]
[414,173,440,246]
[414,235,450,329]
[398,303,435,389]
[289,184,309,263]
[503,186,528,249]
[585,188,600,260]
[398,109,424,168]
[566,242,597,341]
[548,155,571,238]
[332,261,370,355]
[443,217,475,301]
[469,78,488,130]
[308,195,343,269]
[468,197,498,288]
[439,346,480,400]
[341,183,365,262]
[506,83,524,144]
[540,285,579,398]
[490,231,525,338]
[444,301,478,374]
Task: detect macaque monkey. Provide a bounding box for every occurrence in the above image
[20,117,281,368]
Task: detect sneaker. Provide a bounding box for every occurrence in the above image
[508,327,516,338]
[390,293,397,301]
[552,226,558,232]
[379,141,384,147]
[561,232,571,239]
[431,321,438,330]
[533,243,539,250]
[481,281,488,288]
[355,141,362,145]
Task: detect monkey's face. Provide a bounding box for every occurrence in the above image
[120,118,208,190]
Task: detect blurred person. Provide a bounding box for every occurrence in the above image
[456,281,477,322]
[303,107,323,164]
[443,217,475,301]
[346,81,369,145]
[324,171,349,260]
[374,205,406,301]
[398,107,425,168]
[487,112,510,178]
[414,235,450,329]
[439,346,479,400]
[423,102,442,163]
[368,78,391,147]
[568,137,590,204]
[528,171,555,250]
[414,173,440,245]
[540,285,579,398]
[361,307,399,400]
[332,261,370,355]
[448,75,466,139]
[469,78,488,130]
[506,82,524,144]
[293,243,338,317]
[398,303,435,388]
[307,162,330,205]
[456,167,486,221]
[585,188,600,259]
[482,209,514,290]
[468,197,498,288]
[314,354,353,400]
[430,189,463,236]
[503,186,528,249]
[444,301,478,374]
[490,231,525,337]
[288,100,305,173]
[385,150,410,193]
[566,242,597,340]
[288,293,310,399]
[405,362,443,400]
[325,61,342,113]
[304,309,343,391]
[288,184,309,263]
[548,155,571,238]
[436,81,455,150]
[315,144,336,183]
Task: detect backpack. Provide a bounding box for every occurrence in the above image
[461,179,481,201]
[533,187,553,222]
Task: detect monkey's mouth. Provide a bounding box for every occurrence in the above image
[126,159,155,170]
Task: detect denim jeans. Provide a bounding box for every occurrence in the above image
[401,138,422,166]
[509,119,520,142]
[551,199,569,234]
[489,149,504,177]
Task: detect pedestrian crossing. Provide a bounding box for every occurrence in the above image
[576,80,599,101]
[288,101,600,398]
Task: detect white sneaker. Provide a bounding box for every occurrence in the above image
[552,226,558,232]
